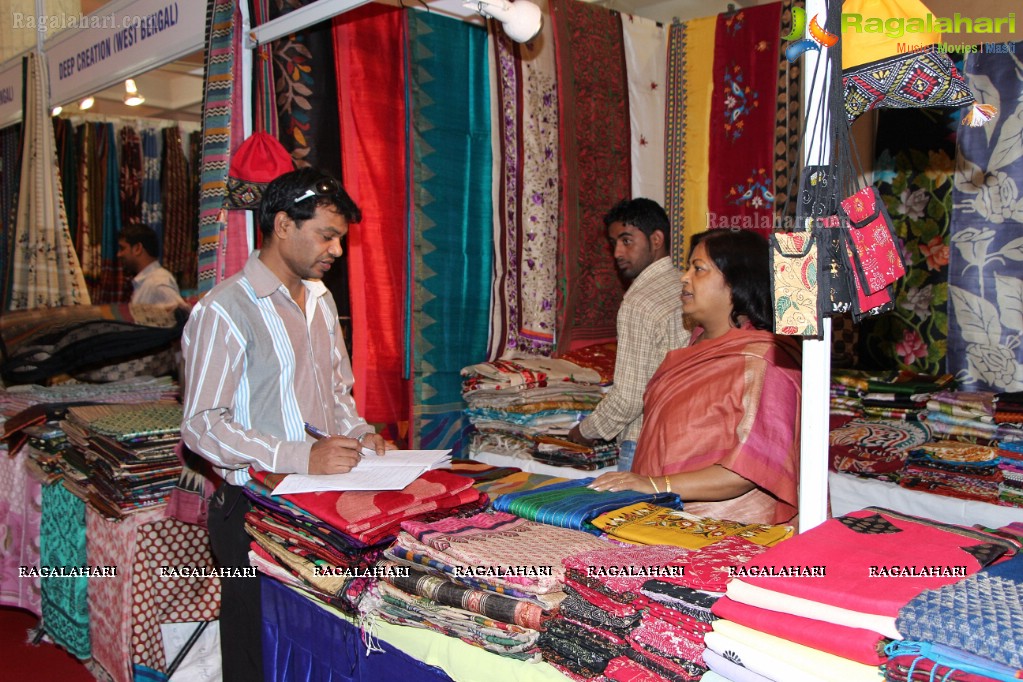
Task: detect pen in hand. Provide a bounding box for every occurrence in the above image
[304,422,375,457]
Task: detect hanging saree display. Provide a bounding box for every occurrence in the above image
[407,11,492,450]
[489,0,560,358]
[551,0,629,352]
[8,52,90,310]
[333,4,410,425]
[948,44,1023,392]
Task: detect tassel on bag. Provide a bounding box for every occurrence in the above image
[962,102,998,127]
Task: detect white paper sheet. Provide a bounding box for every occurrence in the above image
[270,450,452,494]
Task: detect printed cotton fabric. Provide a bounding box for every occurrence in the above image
[896,572,1023,668]
[591,502,793,548]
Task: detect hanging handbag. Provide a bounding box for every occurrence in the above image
[814,215,854,315]
[839,185,907,294]
[770,231,821,338]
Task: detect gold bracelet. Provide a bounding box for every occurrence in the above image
[648,476,660,494]
[664,475,672,494]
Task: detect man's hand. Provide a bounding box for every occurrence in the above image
[359,432,390,457]
[567,424,595,447]
[308,436,362,474]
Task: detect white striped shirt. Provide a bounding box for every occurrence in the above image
[180,252,372,485]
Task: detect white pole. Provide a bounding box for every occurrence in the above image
[798,0,832,533]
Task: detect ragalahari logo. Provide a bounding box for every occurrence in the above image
[784,7,839,62]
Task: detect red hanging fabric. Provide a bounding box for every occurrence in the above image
[332,5,410,424]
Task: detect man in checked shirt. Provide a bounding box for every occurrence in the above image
[566,198,689,471]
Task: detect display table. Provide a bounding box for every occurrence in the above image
[86,506,221,682]
[829,471,1023,528]
[472,450,615,479]
[261,577,570,682]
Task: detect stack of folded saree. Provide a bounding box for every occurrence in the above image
[885,553,1023,681]
[490,478,682,534]
[921,391,999,443]
[543,537,769,681]
[590,502,794,548]
[462,350,615,465]
[58,402,184,517]
[243,469,488,614]
[374,510,609,659]
[532,435,619,470]
[830,370,955,421]
[997,441,1023,506]
[713,507,1018,681]
[828,418,932,481]
[22,422,71,484]
[994,391,1023,425]
[899,440,1004,504]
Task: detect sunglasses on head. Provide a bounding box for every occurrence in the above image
[293,178,341,204]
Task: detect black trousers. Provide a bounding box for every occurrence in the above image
[208,483,264,682]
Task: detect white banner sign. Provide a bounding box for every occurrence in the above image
[44,0,206,106]
[0,60,23,128]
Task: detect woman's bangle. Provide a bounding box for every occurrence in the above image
[664,475,672,494]
[648,476,660,494]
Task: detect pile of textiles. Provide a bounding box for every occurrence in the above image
[58,402,185,518]
[994,393,1023,506]
[244,468,488,614]
[827,418,931,481]
[590,502,794,548]
[829,369,954,420]
[899,440,1007,505]
[998,441,1023,506]
[0,376,179,452]
[370,510,611,659]
[22,423,71,484]
[543,538,768,681]
[711,507,1018,681]
[884,553,1023,681]
[0,302,185,385]
[921,391,999,443]
[490,477,683,534]
[463,347,616,467]
[994,391,1023,426]
[532,435,619,470]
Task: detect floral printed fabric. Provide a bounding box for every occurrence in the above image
[948,46,1023,391]
[862,105,957,374]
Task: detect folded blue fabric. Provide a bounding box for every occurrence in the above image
[896,572,1023,668]
[885,641,1023,682]
[489,477,682,534]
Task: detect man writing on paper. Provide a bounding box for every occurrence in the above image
[181,168,387,682]
[566,198,688,471]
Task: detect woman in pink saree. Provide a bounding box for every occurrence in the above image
[590,230,801,524]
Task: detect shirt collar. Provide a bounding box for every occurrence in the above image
[633,255,675,286]
[132,261,161,286]
[244,251,329,301]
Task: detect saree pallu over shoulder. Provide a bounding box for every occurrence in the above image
[633,329,802,524]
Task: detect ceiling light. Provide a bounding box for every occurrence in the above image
[51,106,62,116]
[80,96,95,110]
[123,79,145,106]
[465,0,542,43]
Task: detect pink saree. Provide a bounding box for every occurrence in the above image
[632,328,801,524]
